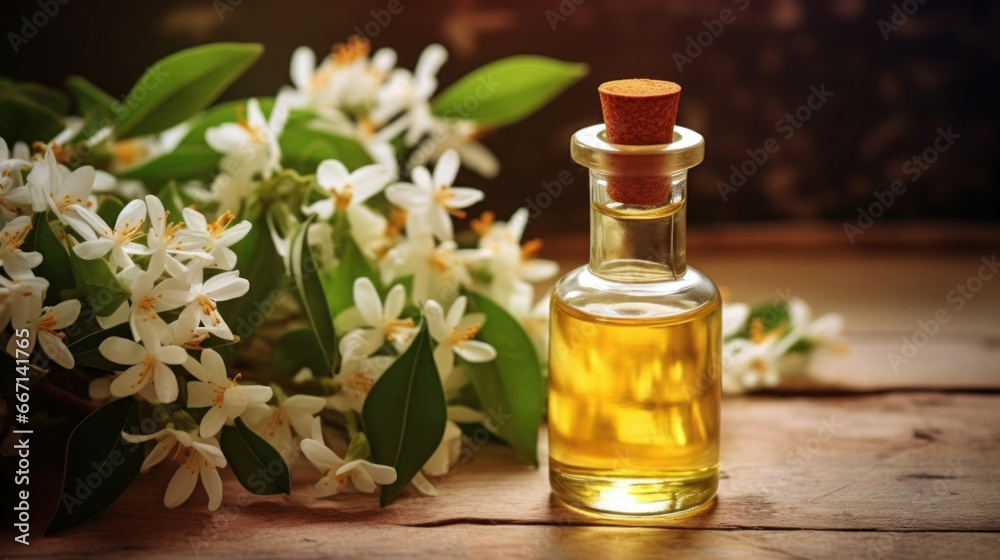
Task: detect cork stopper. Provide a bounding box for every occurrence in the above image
[598,79,681,205]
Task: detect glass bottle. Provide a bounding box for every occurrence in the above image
[548,123,722,516]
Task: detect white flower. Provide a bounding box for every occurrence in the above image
[722,302,750,338]
[386,149,483,241]
[121,425,227,511]
[301,159,392,221]
[789,299,845,348]
[423,420,464,477]
[373,44,447,145]
[6,299,80,369]
[0,216,42,279]
[186,348,273,438]
[243,394,326,460]
[300,417,396,496]
[408,119,500,179]
[145,195,211,275]
[326,339,394,414]
[206,97,288,181]
[0,275,48,331]
[424,296,496,382]
[160,304,209,350]
[723,336,783,393]
[69,199,151,272]
[0,137,31,221]
[509,291,551,363]
[381,232,487,305]
[341,278,415,355]
[26,150,94,233]
[127,250,192,340]
[101,325,191,403]
[182,264,250,340]
[181,208,251,270]
[472,209,558,308]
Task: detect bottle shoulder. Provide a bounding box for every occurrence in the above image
[553,264,720,321]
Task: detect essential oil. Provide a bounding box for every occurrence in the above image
[548,80,721,516]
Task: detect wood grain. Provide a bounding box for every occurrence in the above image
[18,393,999,558]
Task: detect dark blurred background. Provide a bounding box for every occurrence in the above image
[3,0,998,234]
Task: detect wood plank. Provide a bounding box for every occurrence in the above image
[15,526,1000,559]
[21,393,1000,557]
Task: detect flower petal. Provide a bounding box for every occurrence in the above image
[454,340,497,363]
[200,464,224,511]
[433,149,460,188]
[187,381,217,409]
[353,277,383,327]
[433,342,455,381]
[300,438,344,471]
[199,407,228,438]
[385,183,429,209]
[153,361,179,403]
[38,331,74,369]
[349,164,392,203]
[164,464,198,509]
[446,187,484,209]
[317,159,350,190]
[73,239,114,260]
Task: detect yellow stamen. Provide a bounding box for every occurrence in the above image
[449,324,479,345]
[332,185,353,209]
[470,211,494,236]
[207,211,236,239]
[383,317,414,341]
[333,36,371,65]
[2,223,31,251]
[197,294,222,326]
[114,218,145,245]
[266,407,288,437]
[520,238,543,261]
[749,317,765,344]
[347,373,375,398]
[433,187,466,218]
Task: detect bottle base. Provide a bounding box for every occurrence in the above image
[549,460,719,517]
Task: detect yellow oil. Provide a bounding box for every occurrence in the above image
[548,295,721,515]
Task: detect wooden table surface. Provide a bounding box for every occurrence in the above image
[16,225,1000,559]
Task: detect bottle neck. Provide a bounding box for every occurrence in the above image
[588,170,688,282]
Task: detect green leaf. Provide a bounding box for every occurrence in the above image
[280,125,372,175]
[24,213,74,306]
[214,212,284,367]
[219,418,291,495]
[432,56,587,127]
[10,81,69,115]
[286,214,337,374]
[67,323,133,371]
[0,80,64,144]
[731,301,792,341]
[117,144,222,187]
[67,75,116,118]
[68,246,130,317]
[273,327,327,377]
[322,236,379,319]
[363,321,447,506]
[45,398,144,534]
[96,196,125,227]
[462,292,545,466]
[115,43,263,138]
